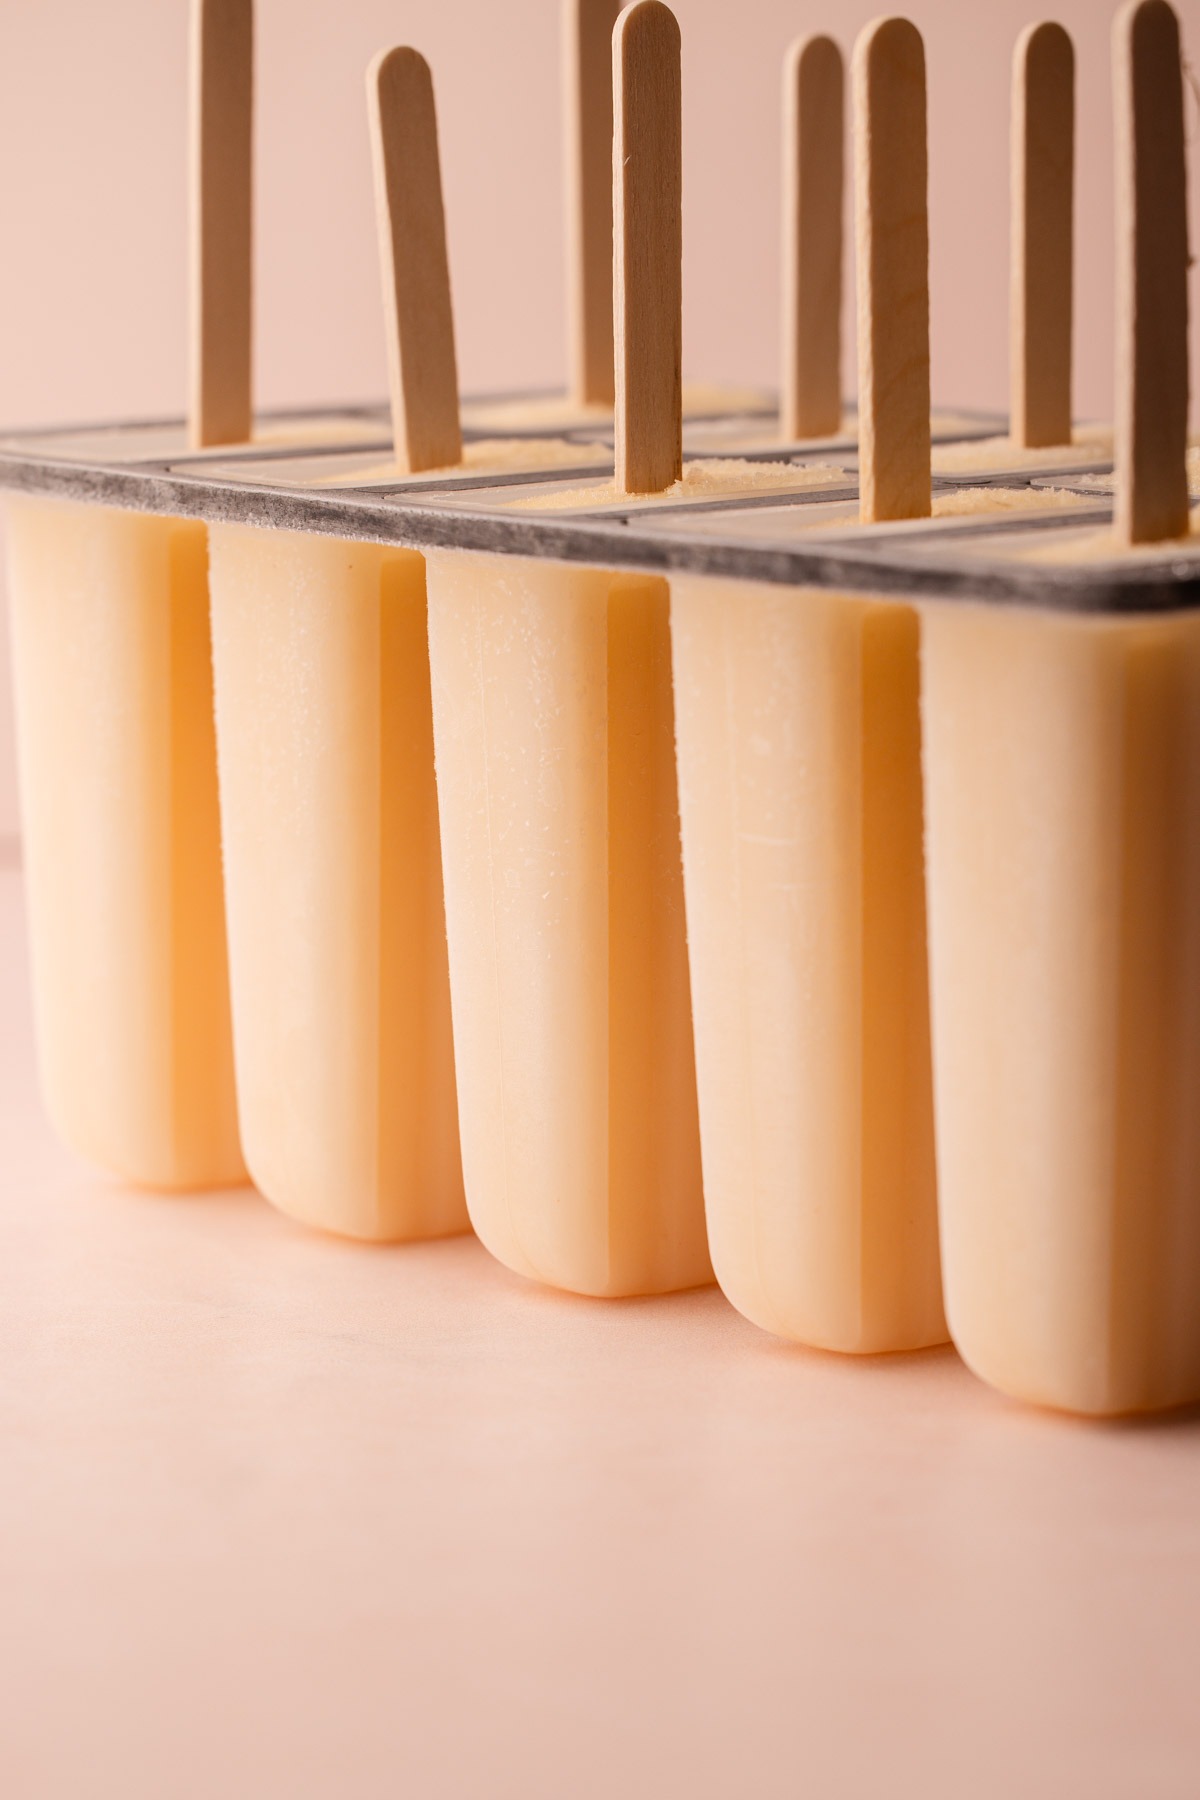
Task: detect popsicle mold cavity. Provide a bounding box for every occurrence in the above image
[208,526,466,1242]
[6,497,244,1188]
[425,549,711,1297]
[922,602,1200,1415]
[670,575,945,1352]
[931,430,1112,474]
[457,383,772,435]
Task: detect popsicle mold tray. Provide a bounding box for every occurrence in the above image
[5,401,1200,1421]
[3,401,1198,610]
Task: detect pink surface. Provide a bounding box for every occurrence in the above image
[2,864,1200,1798]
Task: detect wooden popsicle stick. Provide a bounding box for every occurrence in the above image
[368,48,463,474]
[613,1,682,496]
[1113,0,1190,545]
[1011,22,1074,449]
[853,17,931,523]
[781,35,844,441]
[189,0,253,448]
[565,0,621,406]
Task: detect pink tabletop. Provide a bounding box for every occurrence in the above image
[1,858,1198,1799]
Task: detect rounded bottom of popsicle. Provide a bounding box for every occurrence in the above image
[235,1128,469,1246]
[947,1310,1200,1419]
[41,1083,247,1193]
[709,1248,947,1355]
[468,1208,714,1300]
[249,1186,472,1246]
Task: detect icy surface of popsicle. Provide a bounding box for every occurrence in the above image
[670,572,945,1351]
[922,601,1200,1416]
[931,430,1110,475]
[426,548,710,1296]
[208,524,466,1242]
[6,497,244,1188]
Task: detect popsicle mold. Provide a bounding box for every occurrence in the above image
[922,600,1200,1415]
[670,573,946,1352]
[208,524,466,1242]
[5,497,244,1188]
[0,401,1197,1418]
[425,549,711,1297]
[0,0,1195,1432]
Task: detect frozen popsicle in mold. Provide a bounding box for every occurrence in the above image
[209,527,464,1240]
[4,0,253,1188]
[923,597,1200,1417]
[426,549,708,1293]
[923,0,1199,1415]
[670,578,943,1350]
[7,499,243,1187]
[206,45,470,1240]
[668,15,946,1351]
[426,0,711,1296]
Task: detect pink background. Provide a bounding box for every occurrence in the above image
[0,0,1197,840]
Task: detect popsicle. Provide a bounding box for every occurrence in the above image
[3,0,251,1188]
[206,45,468,1241]
[425,0,711,1296]
[7,499,243,1188]
[923,0,1199,1415]
[668,16,946,1352]
[207,528,464,1240]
